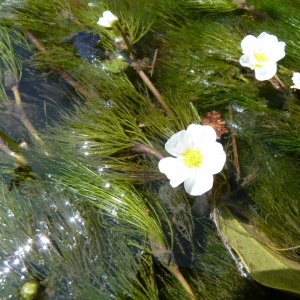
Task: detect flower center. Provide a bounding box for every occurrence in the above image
[254,52,268,63]
[183,149,203,168]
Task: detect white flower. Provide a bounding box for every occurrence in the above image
[158,124,226,196]
[97,10,118,28]
[291,72,300,89]
[239,32,286,81]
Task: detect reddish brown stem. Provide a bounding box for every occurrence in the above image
[133,143,165,160]
[12,85,44,147]
[23,29,46,52]
[137,70,172,117]
[228,106,240,181]
[169,264,197,300]
[150,49,159,77]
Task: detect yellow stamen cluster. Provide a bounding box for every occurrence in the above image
[254,52,268,68]
[183,149,203,168]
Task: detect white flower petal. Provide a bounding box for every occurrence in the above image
[255,32,279,55]
[103,11,116,18]
[273,41,286,61]
[158,157,191,187]
[239,54,254,69]
[97,10,118,27]
[254,62,277,81]
[265,41,285,62]
[257,32,278,47]
[97,18,112,27]
[291,72,300,89]
[257,32,268,39]
[257,33,282,56]
[239,32,285,80]
[201,142,226,174]
[159,124,226,196]
[184,171,213,196]
[165,130,192,157]
[186,124,217,148]
[241,35,257,53]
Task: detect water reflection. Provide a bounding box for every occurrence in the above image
[0,184,95,296]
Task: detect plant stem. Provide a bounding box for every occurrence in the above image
[0,137,27,164]
[115,23,133,57]
[137,70,172,117]
[114,24,171,116]
[23,28,46,52]
[228,106,240,181]
[11,85,45,147]
[266,243,300,252]
[132,143,165,160]
[269,75,287,93]
[274,74,286,90]
[150,49,159,76]
[169,264,197,300]
[12,84,22,107]
[149,235,196,299]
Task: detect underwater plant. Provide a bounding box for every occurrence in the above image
[0,0,299,299]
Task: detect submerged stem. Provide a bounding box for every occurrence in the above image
[115,23,133,57]
[23,28,46,52]
[266,243,300,252]
[11,85,22,107]
[228,106,240,181]
[11,85,45,147]
[169,264,197,300]
[133,143,165,160]
[0,137,26,164]
[137,70,172,117]
[113,23,171,116]
[150,49,159,77]
[149,236,196,299]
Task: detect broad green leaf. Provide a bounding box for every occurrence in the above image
[216,206,300,296]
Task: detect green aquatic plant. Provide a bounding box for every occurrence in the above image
[180,0,244,13]
[0,0,300,299]
[0,26,45,159]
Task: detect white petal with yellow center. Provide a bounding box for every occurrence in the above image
[239,32,285,81]
[158,124,226,196]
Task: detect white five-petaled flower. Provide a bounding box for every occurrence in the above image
[239,32,286,81]
[291,72,300,89]
[158,124,226,196]
[97,10,118,28]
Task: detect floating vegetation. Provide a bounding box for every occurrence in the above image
[0,0,299,299]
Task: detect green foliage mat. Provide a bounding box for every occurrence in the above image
[0,0,299,299]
